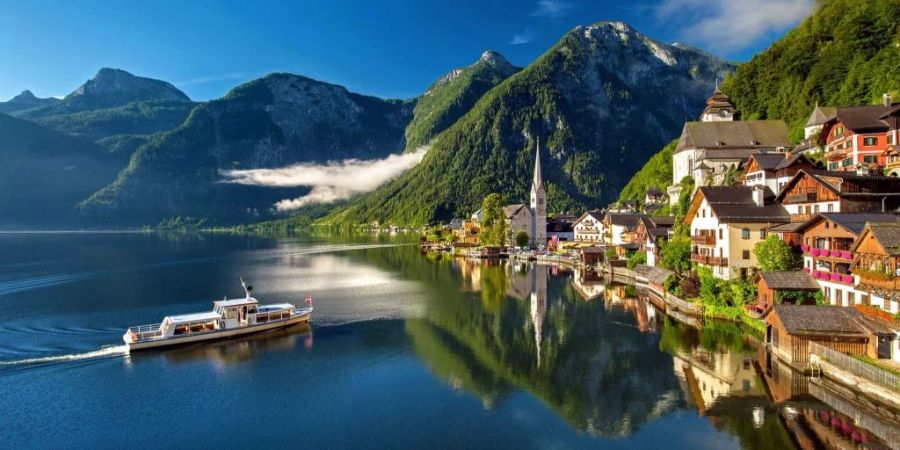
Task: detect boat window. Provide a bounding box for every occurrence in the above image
[174,325,189,335]
[248,306,258,314]
[226,308,237,319]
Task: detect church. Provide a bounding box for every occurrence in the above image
[507,142,547,247]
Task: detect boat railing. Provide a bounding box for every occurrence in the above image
[127,323,164,341]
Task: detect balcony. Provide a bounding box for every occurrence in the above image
[691,254,709,264]
[791,213,814,223]
[857,272,900,291]
[785,192,817,204]
[811,270,854,285]
[691,234,716,246]
[825,149,847,161]
[805,247,855,261]
[708,256,729,267]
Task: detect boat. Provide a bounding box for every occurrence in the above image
[123,279,313,352]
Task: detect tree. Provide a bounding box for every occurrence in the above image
[754,235,801,272]
[627,251,647,269]
[480,193,508,247]
[515,230,530,247]
[660,235,692,274]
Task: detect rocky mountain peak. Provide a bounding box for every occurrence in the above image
[11,90,37,101]
[479,50,513,69]
[65,68,190,108]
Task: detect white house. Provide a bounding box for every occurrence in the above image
[573,211,604,243]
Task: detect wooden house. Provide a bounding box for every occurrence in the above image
[753,271,820,313]
[765,305,897,364]
[851,222,900,313]
[775,169,900,222]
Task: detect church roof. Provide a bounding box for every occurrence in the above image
[532,140,544,191]
[503,204,530,219]
[676,120,791,153]
[805,105,836,127]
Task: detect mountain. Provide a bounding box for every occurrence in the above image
[620,0,900,204]
[0,90,60,114]
[80,73,413,225]
[721,0,900,141]
[617,139,676,206]
[16,69,196,142]
[325,21,733,226]
[0,113,121,227]
[405,51,519,149]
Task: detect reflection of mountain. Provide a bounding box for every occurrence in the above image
[405,260,685,437]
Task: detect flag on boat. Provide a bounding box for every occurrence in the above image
[305,296,313,306]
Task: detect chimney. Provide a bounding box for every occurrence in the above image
[752,185,765,207]
[884,92,893,107]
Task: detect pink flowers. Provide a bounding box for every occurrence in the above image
[811,248,821,257]
[841,274,853,284]
[801,244,810,253]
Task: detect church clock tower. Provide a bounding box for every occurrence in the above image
[530,140,547,248]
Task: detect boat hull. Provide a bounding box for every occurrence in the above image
[125,311,312,352]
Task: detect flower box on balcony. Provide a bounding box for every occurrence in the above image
[830,273,840,281]
[811,248,821,257]
[841,274,853,284]
[827,250,838,257]
[801,244,809,253]
[802,267,810,273]
[812,270,821,278]
[841,251,853,260]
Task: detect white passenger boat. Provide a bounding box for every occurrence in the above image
[123,279,313,352]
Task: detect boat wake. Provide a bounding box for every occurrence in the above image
[0,345,127,369]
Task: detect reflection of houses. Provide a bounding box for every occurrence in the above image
[685,185,789,280]
[673,348,764,415]
[765,305,898,364]
[530,264,547,368]
[571,267,605,300]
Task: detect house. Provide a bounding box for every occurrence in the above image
[668,90,791,203]
[819,94,900,172]
[634,216,674,267]
[796,213,900,308]
[884,145,900,177]
[573,211,604,243]
[546,214,576,243]
[602,212,644,246]
[765,304,898,364]
[685,185,789,280]
[742,152,817,195]
[578,246,605,266]
[752,271,820,313]
[851,222,900,314]
[644,187,665,206]
[451,218,480,245]
[774,169,900,222]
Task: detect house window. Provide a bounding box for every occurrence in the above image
[814,204,820,213]
[829,162,839,170]
[827,204,833,212]
[743,250,750,260]
[760,230,767,239]
[742,228,750,239]
[864,137,877,146]
[825,222,829,229]
[843,157,853,167]
[719,229,723,239]
[863,155,877,164]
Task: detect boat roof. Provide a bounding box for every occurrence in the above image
[166,311,221,323]
[213,297,259,307]
[259,303,295,310]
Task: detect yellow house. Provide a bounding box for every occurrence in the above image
[684,186,790,280]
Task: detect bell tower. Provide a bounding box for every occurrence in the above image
[530,139,547,247]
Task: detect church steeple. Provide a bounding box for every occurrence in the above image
[532,138,544,192]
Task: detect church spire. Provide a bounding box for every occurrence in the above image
[533,138,543,190]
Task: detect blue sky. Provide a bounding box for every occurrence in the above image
[0,0,814,102]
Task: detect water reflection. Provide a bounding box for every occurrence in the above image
[400,255,899,449]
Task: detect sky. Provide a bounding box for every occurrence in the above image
[0,0,815,102]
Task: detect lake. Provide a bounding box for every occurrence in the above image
[0,232,894,449]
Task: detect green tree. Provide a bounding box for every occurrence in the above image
[754,235,801,272]
[515,230,530,247]
[480,193,508,247]
[627,251,647,269]
[660,235,692,274]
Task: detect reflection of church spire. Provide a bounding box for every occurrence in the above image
[530,265,547,368]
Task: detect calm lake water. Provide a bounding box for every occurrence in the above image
[0,232,895,449]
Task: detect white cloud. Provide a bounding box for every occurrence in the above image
[221,147,428,212]
[175,72,249,87]
[510,30,534,45]
[655,0,815,53]
[532,0,571,18]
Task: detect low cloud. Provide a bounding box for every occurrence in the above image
[656,0,815,53]
[532,0,571,18]
[221,147,428,212]
[510,29,534,45]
